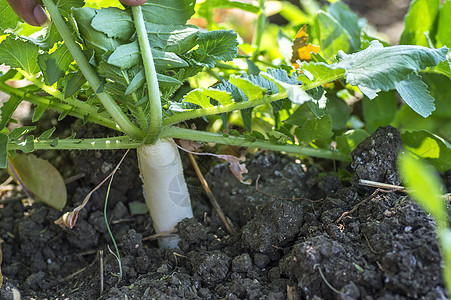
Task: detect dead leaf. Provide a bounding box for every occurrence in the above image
[174,140,251,185]
[291,24,320,68]
[8,154,67,211]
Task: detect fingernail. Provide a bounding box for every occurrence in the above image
[33,5,50,27]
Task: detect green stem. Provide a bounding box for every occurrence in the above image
[163,92,288,126]
[206,0,214,31]
[252,0,266,59]
[16,69,106,118]
[8,136,142,151]
[161,127,351,161]
[42,0,145,141]
[131,6,162,144]
[0,81,119,130]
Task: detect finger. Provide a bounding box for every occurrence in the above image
[120,0,148,6]
[6,0,48,27]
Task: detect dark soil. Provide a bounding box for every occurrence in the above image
[0,126,449,299]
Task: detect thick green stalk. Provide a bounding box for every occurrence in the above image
[161,127,351,161]
[0,81,118,130]
[131,6,162,144]
[8,136,142,151]
[42,0,145,141]
[163,92,288,126]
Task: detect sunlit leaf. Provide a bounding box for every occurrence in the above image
[400,0,439,47]
[401,130,451,172]
[435,0,451,48]
[191,30,238,67]
[183,88,232,108]
[363,91,397,132]
[316,11,351,59]
[327,1,362,52]
[399,152,447,228]
[229,75,266,101]
[295,114,333,144]
[330,40,448,101]
[336,129,370,156]
[0,36,40,74]
[141,0,196,25]
[395,73,435,117]
[0,1,20,31]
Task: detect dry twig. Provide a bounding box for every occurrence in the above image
[188,152,235,234]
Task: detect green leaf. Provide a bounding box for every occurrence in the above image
[27,23,62,50]
[315,11,351,59]
[91,7,134,40]
[0,94,22,131]
[337,129,370,156]
[141,0,196,25]
[400,0,439,47]
[197,0,259,18]
[192,30,238,67]
[401,130,451,172]
[331,40,448,98]
[64,71,87,99]
[32,103,49,122]
[263,72,312,105]
[72,7,121,56]
[145,23,199,53]
[0,133,7,168]
[431,60,451,79]
[107,41,189,70]
[362,91,397,132]
[284,103,315,127]
[299,61,345,89]
[436,0,451,47]
[0,36,40,74]
[421,73,451,118]
[324,94,350,131]
[38,127,56,140]
[40,44,73,85]
[295,114,333,144]
[399,152,447,228]
[395,73,435,117]
[327,1,362,51]
[15,135,35,153]
[183,88,232,107]
[229,75,266,101]
[9,153,67,210]
[0,1,20,31]
[54,0,84,17]
[8,126,35,140]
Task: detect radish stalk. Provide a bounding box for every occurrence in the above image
[137,139,193,249]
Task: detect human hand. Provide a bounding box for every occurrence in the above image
[6,0,148,27]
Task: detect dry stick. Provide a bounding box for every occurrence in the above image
[359,179,407,191]
[359,179,451,201]
[336,189,381,224]
[142,231,177,242]
[0,176,13,189]
[314,264,342,294]
[100,250,104,295]
[64,253,99,281]
[187,152,236,234]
